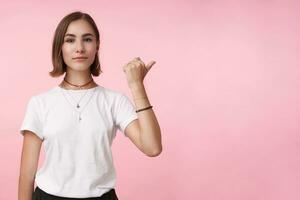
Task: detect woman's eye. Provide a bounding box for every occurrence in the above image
[65,39,74,43]
[84,38,92,42]
[65,38,92,43]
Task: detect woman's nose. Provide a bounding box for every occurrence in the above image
[76,41,85,52]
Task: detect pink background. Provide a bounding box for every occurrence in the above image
[1,0,300,199]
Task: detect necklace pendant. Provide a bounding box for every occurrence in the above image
[77,104,80,108]
[79,116,82,121]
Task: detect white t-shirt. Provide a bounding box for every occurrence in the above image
[19,85,138,198]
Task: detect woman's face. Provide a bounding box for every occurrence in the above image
[62,19,99,72]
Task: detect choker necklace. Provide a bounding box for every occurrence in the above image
[63,77,94,90]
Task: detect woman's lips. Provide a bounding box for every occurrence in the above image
[73,57,88,61]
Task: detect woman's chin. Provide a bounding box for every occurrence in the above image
[68,65,91,72]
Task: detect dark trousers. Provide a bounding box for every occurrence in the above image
[32,186,119,200]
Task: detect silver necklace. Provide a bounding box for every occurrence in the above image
[67,89,90,109]
[60,87,97,122]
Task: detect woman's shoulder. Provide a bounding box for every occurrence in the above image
[29,86,61,104]
[100,86,129,100]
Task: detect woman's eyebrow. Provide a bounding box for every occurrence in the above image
[64,33,94,37]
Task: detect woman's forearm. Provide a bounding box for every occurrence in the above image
[129,82,162,156]
[18,175,34,200]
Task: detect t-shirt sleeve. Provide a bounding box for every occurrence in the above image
[19,96,44,140]
[113,93,138,136]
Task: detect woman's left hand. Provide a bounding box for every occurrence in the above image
[123,57,156,87]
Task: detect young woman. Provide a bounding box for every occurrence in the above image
[18,11,162,200]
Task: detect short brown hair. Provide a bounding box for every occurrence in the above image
[49,11,102,77]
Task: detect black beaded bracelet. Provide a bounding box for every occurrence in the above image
[136,105,153,113]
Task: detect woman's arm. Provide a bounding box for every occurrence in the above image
[18,131,42,200]
[123,57,162,156]
[130,82,162,156]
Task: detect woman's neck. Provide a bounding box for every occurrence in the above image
[59,81,98,90]
[59,76,98,90]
